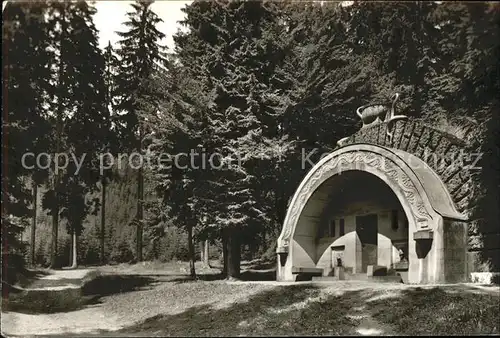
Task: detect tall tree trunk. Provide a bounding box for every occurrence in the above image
[50,200,59,269]
[69,229,73,266]
[152,238,158,260]
[70,228,77,269]
[31,183,37,267]
[222,231,228,276]
[223,228,240,279]
[136,168,143,262]
[187,223,196,278]
[203,239,209,267]
[51,6,66,270]
[100,177,106,265]
[136,127,143,262]
[51,161,60,269]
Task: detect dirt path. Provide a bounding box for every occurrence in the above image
[1,280,407,336]
[2,307,124,336]
[2,262,497,337]
[1,279,277,336]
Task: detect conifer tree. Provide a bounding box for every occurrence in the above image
[149,63,212,278]
[42,0,109,268]
[2,2,53,280]
[114,0,167,262]
[347,1,440,115]
[172,1,296,277]
[99,41,120,264]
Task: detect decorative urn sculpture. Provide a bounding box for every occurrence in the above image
[337,93,408,147]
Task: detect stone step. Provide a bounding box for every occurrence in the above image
[371,275,403,283]
[313,273,404,284]
[291,266,323,275]
[346,273,403,283]
[312,276,343,282]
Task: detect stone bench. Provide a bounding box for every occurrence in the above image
[291,267,324,274]
[292,266,327,281]
[367,265,388,277]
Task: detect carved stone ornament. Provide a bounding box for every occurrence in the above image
[278,148,433,250]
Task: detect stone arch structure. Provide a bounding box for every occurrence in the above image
[340,119,500,279]
[276,142,467,284]
[278,88,500,284]
[338,119,475,214]
[277,94,500,284]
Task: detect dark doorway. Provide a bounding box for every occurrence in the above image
[356,214,378,272]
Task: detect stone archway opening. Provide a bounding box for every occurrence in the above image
[314,171,410,278]
[276,144,468,284]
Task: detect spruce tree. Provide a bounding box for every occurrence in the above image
[42,0,109,268]
[2,2,53,280]
[172,1,296,277]
[429,2,500,271]
[99,41,120,264]
[114,0,167,262]
[150,62,212,278]
[346,1,440,115]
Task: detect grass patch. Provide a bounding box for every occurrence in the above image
[3,288,96,314]
[3,273,156,314]
[81,274,156,296]
[118,285,360,336]
[367,287,499,335]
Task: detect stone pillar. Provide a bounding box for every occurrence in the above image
[407,219,419,283]
[276,254,283,281]
[276,247,288,281]
[355,234,362,273]
[414,230,433,284]
[443,220,467,283]
[432,217,445,283]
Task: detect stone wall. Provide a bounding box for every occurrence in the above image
[339,119,500,276]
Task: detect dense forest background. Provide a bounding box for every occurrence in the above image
[2,1,499,282]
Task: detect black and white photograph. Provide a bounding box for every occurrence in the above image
[2,0,499,336]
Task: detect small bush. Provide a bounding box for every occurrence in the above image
[110,238,135,263]
[156,227,190,262]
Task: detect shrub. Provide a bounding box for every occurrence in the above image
[110,237,135,263]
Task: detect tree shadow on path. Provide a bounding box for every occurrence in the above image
[3,274,158,314]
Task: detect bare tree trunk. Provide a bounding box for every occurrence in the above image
[223,228,240,279]
[187,224,196,278]
[100,177,106,265]
[31,183,37,267]
[51,6,66,270]
[203,240,209,267]
[136,171,143,262]
[69,230,73,266]
[50,203,59,269]
[70,228,77,269]
[136,127,143,262]
[222,232,228,276]
[51,165,60,269]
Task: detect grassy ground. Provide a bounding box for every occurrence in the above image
[3,269,101,314]
[2,261,499,336]
[112,283,499,336]
[368,286,500,335]
[118,284,359,336]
